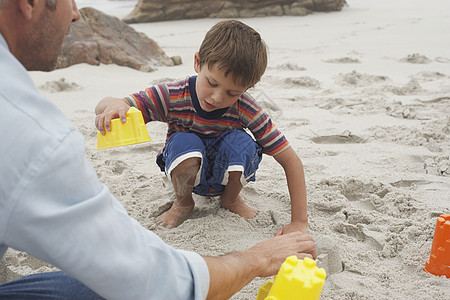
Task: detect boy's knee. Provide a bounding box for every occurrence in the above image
[182,157,201,169]
[172,157,201,177]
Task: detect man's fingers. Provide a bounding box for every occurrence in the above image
[296,240,316,259]
[282,231,313,242]
[283,232,316,259]
[296,253,313,260]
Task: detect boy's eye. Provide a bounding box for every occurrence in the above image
[208,80,217,87]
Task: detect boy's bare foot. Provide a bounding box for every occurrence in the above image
[156,202,194,229]
[221,196,258,220]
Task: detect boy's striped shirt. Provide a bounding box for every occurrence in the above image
[126,76,289,156]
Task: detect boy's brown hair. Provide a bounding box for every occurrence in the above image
[198,19,268,89]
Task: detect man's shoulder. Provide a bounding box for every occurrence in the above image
[0,65,75,145]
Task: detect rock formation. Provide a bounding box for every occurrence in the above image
[57,7,173,71]
[123,0,347,24]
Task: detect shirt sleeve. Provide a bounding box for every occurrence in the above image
[239,93,290,156]
[4,130,209,300]
[125,83,171,124]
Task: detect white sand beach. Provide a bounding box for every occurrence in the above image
[2,0,449,298]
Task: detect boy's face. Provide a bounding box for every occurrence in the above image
[194,53,247,112]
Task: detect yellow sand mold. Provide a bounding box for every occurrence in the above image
[97,107,151,150]
[256,256,326,300]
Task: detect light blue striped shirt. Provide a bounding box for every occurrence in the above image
[0,33,209,299]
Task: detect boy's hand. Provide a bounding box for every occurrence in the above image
[275,221,308,236]
[95,97,131,135]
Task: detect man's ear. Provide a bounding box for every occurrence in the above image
[18,0,38,20]
[194,52,201,73]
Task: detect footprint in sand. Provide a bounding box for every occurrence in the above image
[435,56,450,63]
[311,131,365,144]
[336,70,388,86]
[370,124,448,152]
[400,53,431,64]
[284,76,320,89]
[104,159,129,175]
[323,57,361,64]
[424,156,450,176]
[389,78,423,95]
[385,104,417,119]
[310,178,388,215]
[390,179,430,188]
[411,71,446,81]
[272,63,306,71]
[39,77,81,93]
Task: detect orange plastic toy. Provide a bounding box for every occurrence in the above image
[424,214,450,278]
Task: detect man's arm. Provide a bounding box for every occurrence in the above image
[5,129,209,300]
[203,232,316,300]
[274,146,309,235]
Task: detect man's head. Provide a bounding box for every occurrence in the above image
[0,0,80,71]
[0,0,57,10]
[197,20,268,89]
[45,0,57,11]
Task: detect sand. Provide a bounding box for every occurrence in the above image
[1,0,449,298]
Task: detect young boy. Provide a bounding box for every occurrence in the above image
[95,20,309,235]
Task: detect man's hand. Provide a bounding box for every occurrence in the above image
[245,232,316,277]
[203,232,316,300]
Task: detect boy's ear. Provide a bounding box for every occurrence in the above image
[194,52,201,73]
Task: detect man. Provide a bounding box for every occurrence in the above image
[0,1,316,299]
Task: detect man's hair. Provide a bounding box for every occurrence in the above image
[198,20,268,89]
[0,0,56,10]
[46,0,57,11]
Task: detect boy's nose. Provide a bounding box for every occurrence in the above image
[211,91,223,105]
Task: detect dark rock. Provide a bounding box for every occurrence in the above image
[57,7,173,71]
[123,0,346,24]
[170,56,183,65]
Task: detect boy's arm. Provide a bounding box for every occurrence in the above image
[273,146,309,235]
[95,97,131,135]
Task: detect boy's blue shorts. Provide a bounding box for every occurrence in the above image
[156,130,263,196]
